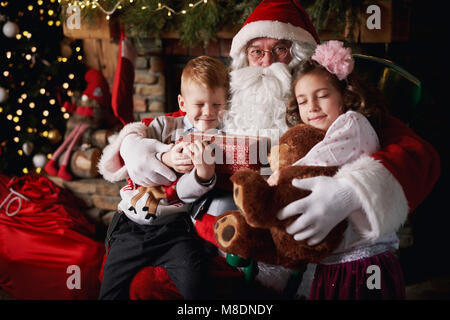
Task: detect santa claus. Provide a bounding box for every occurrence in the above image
[98,0,440,299]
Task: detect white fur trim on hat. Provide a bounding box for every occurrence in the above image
[335,155,409,242]
[230,20,317,60]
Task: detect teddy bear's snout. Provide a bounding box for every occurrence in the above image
[222,226,235,242]
[214,214,239,248]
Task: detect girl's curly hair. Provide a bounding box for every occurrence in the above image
[286,59,388,131]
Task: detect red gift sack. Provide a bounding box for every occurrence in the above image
[0,174,105,299]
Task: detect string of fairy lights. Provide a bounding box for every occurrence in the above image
[62,0,209,20]
[0,0,83,174]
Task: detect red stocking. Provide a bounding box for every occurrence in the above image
[111,30,136,125]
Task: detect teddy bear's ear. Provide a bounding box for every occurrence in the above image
[277,124,326,161]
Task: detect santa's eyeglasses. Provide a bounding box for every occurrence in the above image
[246,45,290,61]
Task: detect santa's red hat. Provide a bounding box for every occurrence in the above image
[230,0,320,62]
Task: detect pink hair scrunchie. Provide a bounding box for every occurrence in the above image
[312,41,354,80]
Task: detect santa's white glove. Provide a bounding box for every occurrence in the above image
[120,134,176,187]
[277,176,361,246]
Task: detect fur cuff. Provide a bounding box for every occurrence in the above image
[98,122,149,182]
[335,155,409,241]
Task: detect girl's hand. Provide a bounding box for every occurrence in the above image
[277,176,361,245]
[161,142,194,174]
[267,170,280,186]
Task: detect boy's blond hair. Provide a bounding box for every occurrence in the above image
[180,56,229,96]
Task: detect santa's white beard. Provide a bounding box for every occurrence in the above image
[221,62,292,143]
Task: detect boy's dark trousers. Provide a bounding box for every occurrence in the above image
[99,212,215,300]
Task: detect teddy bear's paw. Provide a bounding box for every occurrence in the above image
[214,213,240,249]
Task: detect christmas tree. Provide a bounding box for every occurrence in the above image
[0,0,85,176]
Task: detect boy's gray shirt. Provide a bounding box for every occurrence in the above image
[151,116,237,216]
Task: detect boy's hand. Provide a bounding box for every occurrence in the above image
[162,142,194,174]
[185,140,216,182]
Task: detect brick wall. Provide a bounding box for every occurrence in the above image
[49,176,121,226]
[132,40,167,120]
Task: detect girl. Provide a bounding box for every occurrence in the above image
[272,40,405,299]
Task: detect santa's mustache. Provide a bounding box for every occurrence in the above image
[221,62,293,142]
[230,62,292,100]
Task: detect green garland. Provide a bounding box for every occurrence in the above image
[61,0,383,46]
[123,0,262,47]
[61,0,260,48]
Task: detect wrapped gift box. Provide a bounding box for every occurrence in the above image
[178,132,271,175]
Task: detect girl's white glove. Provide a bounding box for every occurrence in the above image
[120,134,177,187]
[277,176,361,246]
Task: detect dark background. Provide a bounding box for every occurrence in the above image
[356,1,449,285]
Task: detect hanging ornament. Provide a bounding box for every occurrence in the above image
[32,153,47,168]
[2,21,19,38]
[22,141,34,156]
[47,129,62,144]
[0,87,8,103]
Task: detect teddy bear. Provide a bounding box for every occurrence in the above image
[213,124,348,270]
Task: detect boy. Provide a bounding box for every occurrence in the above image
[99,56,229,300]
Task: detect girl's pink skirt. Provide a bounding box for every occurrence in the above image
[309,251,405,300]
